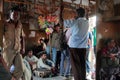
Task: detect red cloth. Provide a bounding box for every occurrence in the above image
[102,47,108,55]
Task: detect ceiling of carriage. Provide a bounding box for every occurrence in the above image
[4,0,96,20]
[64,0,96,6]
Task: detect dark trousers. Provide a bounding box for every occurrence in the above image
[70,48,86,80]
[55,51,61,70]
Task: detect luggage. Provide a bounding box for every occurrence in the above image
[33,68,52,78]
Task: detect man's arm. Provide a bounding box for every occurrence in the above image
[20,29,25,54]
[64,19,75,28]
[47,59,55,67]
[37,58,51,70]
[20,36,25,54]
[32,56,38,63]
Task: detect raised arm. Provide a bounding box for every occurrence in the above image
[47,59,55,67]
[64,19,75,28]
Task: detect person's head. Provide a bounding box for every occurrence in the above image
[54,23,60,32]
[38,38,44,44]
[27,50,33,57]
[107,39,116,48]
[40,52,47,60]
[76,7,85,18]
[10,6,21,22]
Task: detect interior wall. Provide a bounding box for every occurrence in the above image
[63,9,76,19]
[23,23,47,53]
[96,0,120,56]
[97,20,120,50]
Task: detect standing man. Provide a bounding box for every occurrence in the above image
[2,6,25,80]
[64,7,89,80]
[51,24,62,70]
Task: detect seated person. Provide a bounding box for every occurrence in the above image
[101,39,120,67]
[37,52,56,74]
[24,50,38,70]
[100,39,120,79]
[33,38,46,57]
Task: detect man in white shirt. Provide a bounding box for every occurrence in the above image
[37,52,55,70]
[24,50,38,70]
[64,7,89,80]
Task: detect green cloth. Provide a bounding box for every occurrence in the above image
[93,27,96,46]
[101,57,119,68]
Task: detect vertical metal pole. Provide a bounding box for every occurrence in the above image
[0,0,3,47]
[79,0,82,7]
[59,0,63,28]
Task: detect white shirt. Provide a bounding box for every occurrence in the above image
[24,55,38,62]
[64,17,89,48]
[37,58,55,70]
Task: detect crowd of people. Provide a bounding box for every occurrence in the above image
[0,6,97,80]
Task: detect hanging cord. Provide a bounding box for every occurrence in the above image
[79,0,82,7]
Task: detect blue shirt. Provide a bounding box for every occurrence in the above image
[64,18,89,48]
[87,32,93,48]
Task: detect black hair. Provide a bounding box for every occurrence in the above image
[76,7,85,17]
[54,23,60,28]
[104,38,116,46]
[39,51,47,57]
[27,49,33,54]
[10,6,21,12]
[39,38,44,42]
